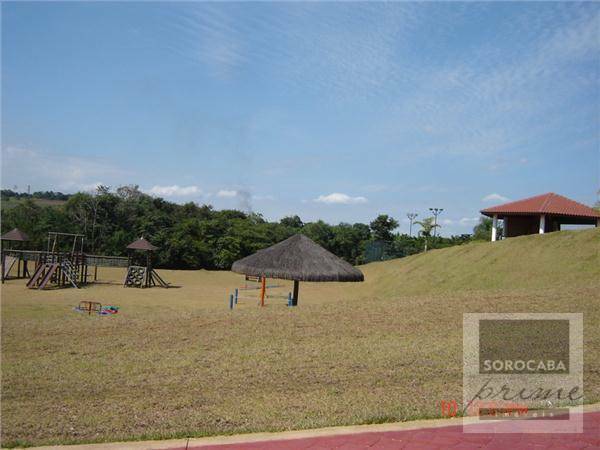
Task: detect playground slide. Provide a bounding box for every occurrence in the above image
[151,269,169,288]
[38,264,59,289]
[26,264,46,288]
[26,263,59,289]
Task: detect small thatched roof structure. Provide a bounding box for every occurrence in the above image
[1,228,29,242]
[127,237,158,251]
[231,234,364,282]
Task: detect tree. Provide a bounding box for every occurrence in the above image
[414,217,440,252]
[116,184,143,200]
[330,223,370,264]
[390,234,422,258]
[163,219,213,269]
[64,193,93,236]
[96,185,111,195]
[0,188,475,269]
[302,220,334,249]
[369,214,399,242]
[472,217,502,241]
[280,215,303,229]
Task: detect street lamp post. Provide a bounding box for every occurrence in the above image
[429,208,444,237]
[407,213,418,237]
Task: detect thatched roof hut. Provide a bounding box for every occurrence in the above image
[1,228,29,242]
[127,237,158,251]
[231,234,364,305]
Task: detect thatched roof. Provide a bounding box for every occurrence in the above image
[127,237,158,251]
[1,228,29,241]
[231,234,364,282]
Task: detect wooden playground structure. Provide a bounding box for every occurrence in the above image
[123,237,169,288]
[1,228,31,283]
[0,230,169,290]
[26,232,89,289]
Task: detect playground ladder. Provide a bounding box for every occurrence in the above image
[61,259,80,288]
[124,265,147,287]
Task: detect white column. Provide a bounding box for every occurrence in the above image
[539,214,545,234]
[491,215,498,242]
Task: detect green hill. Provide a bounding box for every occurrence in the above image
[362,228,599,296]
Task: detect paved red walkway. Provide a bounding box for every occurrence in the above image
[176,411,600,449]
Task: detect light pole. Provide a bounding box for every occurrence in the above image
[407,213,418,237]
[429,208,443,237]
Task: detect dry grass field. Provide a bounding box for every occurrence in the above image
[1,229,599,447]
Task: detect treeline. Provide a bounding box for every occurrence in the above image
[1,189,72,201]
[1,186,489,269]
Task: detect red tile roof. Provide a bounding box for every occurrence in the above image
[481,193,600,218]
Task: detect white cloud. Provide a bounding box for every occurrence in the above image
[165,3,431,97]
[482,193,509,203]
[167,4,246,77]
[148,185,200,197]
[441,219,454,225]
[314,193,368,205]
[459,217,480,226]
[217,189,238,198]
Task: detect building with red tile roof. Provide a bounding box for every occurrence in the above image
[480,192,600,241]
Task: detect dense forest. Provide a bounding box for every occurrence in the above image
[1,186,490,269]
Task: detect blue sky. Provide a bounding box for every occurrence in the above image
[2,2,599,235]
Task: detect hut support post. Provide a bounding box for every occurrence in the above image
[491,215,498,242]
[260,277,266,307]
[292,280,299,306]
[146,252,151,288]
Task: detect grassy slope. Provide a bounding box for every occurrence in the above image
[362,227,599,296]
[1,229,598,447]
